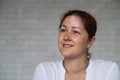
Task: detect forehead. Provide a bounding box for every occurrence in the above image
[63,15,82,22]
[61,15,84,28]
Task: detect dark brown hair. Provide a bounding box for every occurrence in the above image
[59,10,97,58]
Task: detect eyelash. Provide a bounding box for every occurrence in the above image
[59,29,66,32]
[73,31,80,34]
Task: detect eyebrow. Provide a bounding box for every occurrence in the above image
[61,25,80,29]
[72,27,80,29]
[61,25,67,28]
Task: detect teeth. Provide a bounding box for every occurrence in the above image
[63,44,73,47]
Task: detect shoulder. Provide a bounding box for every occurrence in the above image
[33,60,62,80]
[91,59,119,70]
[34,60,62,74]
[91,59,116,66]
[90,59,120,79]
[36,60,61,70]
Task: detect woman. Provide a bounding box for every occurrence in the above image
[33,10,120,80]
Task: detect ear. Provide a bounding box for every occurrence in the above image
[87,36,96,48]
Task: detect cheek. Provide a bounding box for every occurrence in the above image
[58,34,63,44]
[73,36,88,47]
[74,38,82,46]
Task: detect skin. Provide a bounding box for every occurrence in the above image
[58,15,95,80]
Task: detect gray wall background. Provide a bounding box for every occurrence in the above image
[0,0,120,80]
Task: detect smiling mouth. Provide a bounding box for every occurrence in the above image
[63,44,73,48]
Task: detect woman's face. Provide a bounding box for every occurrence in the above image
[58,15,95,59]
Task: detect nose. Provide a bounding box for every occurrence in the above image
[64,32,72,41]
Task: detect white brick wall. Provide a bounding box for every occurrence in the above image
[0,0,120,80]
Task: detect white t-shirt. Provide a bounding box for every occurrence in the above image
[33,59,120,80]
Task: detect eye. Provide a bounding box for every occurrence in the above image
[59,28,66,32]
[73,30,80,34]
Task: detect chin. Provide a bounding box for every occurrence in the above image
[59,47,74,58]
[60,51,73,58]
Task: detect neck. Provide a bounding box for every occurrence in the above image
[63,56,89,74]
